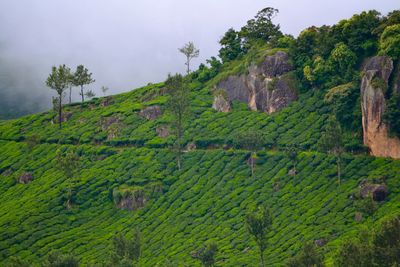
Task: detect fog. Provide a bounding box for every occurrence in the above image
[0,0,398,118]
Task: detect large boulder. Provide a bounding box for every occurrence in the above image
[361,56,400,158]
[156,125,170,138]
[139,105,162,120]
[215,51,298,114]
[100,116,123,140]
[19,172,33,184]
[212,93,231,112]
[52,111,73,124]
[360,182,388,202]
[113,187,147,211]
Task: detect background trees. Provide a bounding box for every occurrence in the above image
[335,216,400,266]
[240,7,282,48]
[318,116,344,185]
[46,65,70,129]
[193,241,218,267]
[286,242,325,267]
[379,24,400,59]
[101,86,109,96]
[245,206,272,267]
[110,228,142,266]
[44,251,79,267]
[57,148,80,209]
[73,65,95,103]
[218,28,244,63]
[179,42,200,75]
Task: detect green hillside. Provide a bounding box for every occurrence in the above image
[1,8,400,267]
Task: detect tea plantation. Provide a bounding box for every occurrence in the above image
[1,139,400,266]
[0,71,399,266]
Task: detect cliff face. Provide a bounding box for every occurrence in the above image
[215,51,298,113]
[361,56,400,158]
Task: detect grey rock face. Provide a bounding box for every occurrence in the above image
[19,172,33,184]
[215,51,298,113]
[212,94,231,112]
[360,183,388,202]
[139,105,162,120]
[116,194,147,211]
[261,51,293,78]
[156,125,170,138]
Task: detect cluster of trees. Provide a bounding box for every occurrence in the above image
[287,215,400,267]
[45,64,96,128]
[218,7,282,63]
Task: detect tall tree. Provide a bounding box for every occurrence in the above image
[245,206,272,267]
[318,116,344,185]
[179,42,200,75]
[219,28,244,63]
[46,65,70,129]
[57,149,80,209]
[73,65,95,103]
[240,7,281,47]
[165,74,191,170]
[67,68,75,104]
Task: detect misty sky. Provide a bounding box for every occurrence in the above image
[0,0,399,112]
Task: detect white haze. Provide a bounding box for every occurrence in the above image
[0,0,398,115]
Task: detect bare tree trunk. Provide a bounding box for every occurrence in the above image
[293,161,296,179]
[176,114,183,170]
[251,152,255,178]
[337,156,341,185]
[69,87,72,103]
[259,246,265,267]
[186,56,190,75]
[58,94,62,129]
[80,85,85,103]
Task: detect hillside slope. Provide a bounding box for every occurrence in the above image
[1,140,400,266]
[1,9,400,266]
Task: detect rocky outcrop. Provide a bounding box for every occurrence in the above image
[212,94,231,112]
[113,187,147,211]
[361,56,400,158]
[19,172,33,184]
[100,116,123,140]
[185,143,197,151]
[139,105,162,120]
[53,112,73,124]
[116,195,147,211]
[156,125,170,138]
[215,51,298,113]
[360,182,388,202]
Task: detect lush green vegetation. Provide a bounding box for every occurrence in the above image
[1,140,400,266]
[1,8,400,267]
